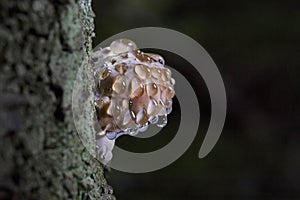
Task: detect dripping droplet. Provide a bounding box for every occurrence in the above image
[106,130,125,139]
[166,106,172,114]
[156,114,168,128]
[127,127,139,136]
[138,122,149,132]
[149,115,158,124]
[106,131,118,140]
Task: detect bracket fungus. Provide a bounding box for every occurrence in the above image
[92,39,175,165]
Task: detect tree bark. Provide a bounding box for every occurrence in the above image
[0,0,114,199]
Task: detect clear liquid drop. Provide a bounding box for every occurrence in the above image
[156,114,168,128]
[138,122,149,132]
[149,115,159,124]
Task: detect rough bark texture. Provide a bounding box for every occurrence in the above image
[0,0,114,199]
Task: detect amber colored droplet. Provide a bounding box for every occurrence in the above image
[149,84,161,100]
[110,39,138,54]
[134,50,148,62]
[162,68,172,82]
[145,53,155,59]
[115,64,121,73]
[134,65,150,80]
[151,68,162,79]
[166,86,175,99]
[130,77,140,93]
[165,68,171,78]
[161,70,168,81]
[112,75,126,94]
[99,68,111,80]
[146,53,165,65]
[146,83,158,96]
[160,86,168,102]
[129,87,151,121]
[136,108,148,124]
[130,78,144,98]
[115,63,128,75]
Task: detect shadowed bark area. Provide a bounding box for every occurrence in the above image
[0,0,114,199]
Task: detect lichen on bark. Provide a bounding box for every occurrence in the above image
[0,0,114,199]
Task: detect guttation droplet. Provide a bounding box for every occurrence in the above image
[149,115,159,124]
[106,130,126,140]
[156,114,168,128]
[110,39,138,54]
[138,122,149,132]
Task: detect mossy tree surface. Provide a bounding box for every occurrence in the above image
[0,0,114,199]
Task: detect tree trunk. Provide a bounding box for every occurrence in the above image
[0,0,114,199]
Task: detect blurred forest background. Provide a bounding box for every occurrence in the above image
[93,0,300,199]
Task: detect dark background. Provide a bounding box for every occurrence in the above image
[93,0,300,199]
